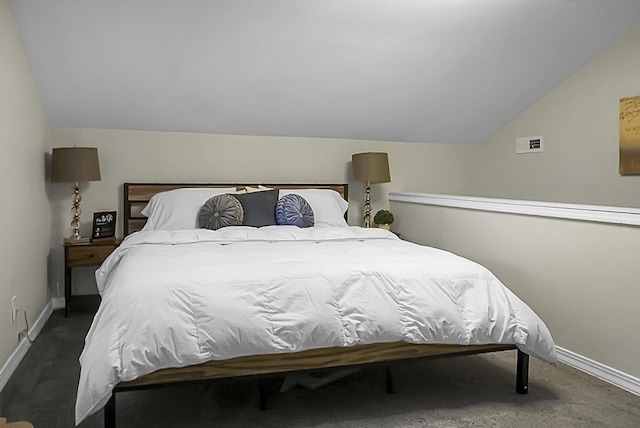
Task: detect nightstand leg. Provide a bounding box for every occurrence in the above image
[65,266,71,317]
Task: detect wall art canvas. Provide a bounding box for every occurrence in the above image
[620,95,640,175]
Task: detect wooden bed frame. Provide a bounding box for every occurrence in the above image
[103,182,529,428]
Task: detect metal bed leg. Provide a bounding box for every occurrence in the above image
[258,379,267,411]
[516,349,529,394]
[385,366,394,394]
[104,393,116,428]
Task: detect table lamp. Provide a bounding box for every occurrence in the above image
[51,147,101,243]
[352,152,391,227]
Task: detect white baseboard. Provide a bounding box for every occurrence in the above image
[0,300,54,392]
[556,346,640,396]
[51,297,65,310]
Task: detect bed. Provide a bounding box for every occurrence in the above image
[75,182,557,427]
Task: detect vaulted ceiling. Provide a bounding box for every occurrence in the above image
[11,0,640,144]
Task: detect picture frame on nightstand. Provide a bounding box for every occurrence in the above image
[91,211,117,241]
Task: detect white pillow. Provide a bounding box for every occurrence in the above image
[141,187,237,231]
[279,189,348,227]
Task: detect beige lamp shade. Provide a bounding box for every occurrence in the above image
[352,152,390,184]
[51,147,101,183]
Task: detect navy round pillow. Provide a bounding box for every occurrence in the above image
[275,194,314,228]
[198,194,244,230]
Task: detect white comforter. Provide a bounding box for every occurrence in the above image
[76,226,557,424]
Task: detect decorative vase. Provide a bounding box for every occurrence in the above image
[377,223,391,230]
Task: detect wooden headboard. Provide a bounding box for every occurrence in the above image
[123,183,349,237]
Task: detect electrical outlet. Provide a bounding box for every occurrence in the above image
[11,295,17,323]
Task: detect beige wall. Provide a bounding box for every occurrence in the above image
[386,25,640,380]
[5,2,640,388]
[392,202,640,379]
[0,0,52,369]
[49,127,475,294]
[465,23,640,208]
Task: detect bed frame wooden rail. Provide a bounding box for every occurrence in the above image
[102,182,530,428]
[106,343,528,427]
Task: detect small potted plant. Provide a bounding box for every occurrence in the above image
[373,209,394,230]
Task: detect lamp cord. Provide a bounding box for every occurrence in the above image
[18,310,34,344]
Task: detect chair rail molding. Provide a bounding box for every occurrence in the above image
[389,192,640,226]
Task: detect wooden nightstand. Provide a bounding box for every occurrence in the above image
[64,239,120,317]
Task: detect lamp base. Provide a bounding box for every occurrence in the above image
[64,182,90,245]
[363,182,372,227]
[64,236,90,245]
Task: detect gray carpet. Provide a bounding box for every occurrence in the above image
[1,306,639,428]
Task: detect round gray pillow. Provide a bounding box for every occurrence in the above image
[198,194,244,230]
[275,193,314,228]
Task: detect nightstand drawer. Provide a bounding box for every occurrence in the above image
[66,244,116,267]
[64,239,120,317]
